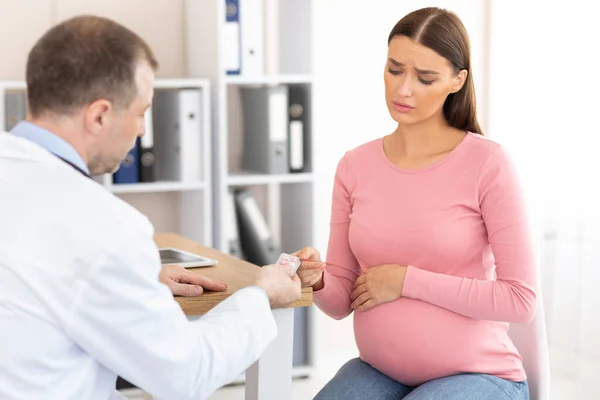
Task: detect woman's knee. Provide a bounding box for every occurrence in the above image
[334,358,369,377]
[314,358,411,400]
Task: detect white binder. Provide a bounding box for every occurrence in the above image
[239,0,264,77]
[153,89,203,182]
[179,90,203,182]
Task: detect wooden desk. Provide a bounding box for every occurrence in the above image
[155,233,313,400]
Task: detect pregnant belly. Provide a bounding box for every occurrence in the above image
[353,298,524,386]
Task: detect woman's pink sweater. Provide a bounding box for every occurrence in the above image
[314,132,538,385]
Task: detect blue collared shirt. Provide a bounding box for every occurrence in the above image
[10,121,90,175]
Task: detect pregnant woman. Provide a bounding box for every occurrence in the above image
[295,6,537,400]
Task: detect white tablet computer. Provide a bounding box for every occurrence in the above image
[159,247,218,268]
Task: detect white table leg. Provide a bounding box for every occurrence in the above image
[245,308,295,400]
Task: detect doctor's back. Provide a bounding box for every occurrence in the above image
[0,130,160,398]
[0,15,301,400]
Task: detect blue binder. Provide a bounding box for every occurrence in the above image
[225,0,241,75]
[113,138,140,184]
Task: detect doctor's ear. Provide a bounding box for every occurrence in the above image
[450,69,468,94]
[84,99,113,135]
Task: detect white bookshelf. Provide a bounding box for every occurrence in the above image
[185,0,318,375]
[0,78,213,247]
[227,172,314,186]
[108,181,206,194]
[225,73,313,85]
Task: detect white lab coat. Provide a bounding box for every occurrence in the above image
[0,132,278,400]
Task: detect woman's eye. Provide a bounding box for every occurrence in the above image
[419,78,434,85]
[387,68,401,75]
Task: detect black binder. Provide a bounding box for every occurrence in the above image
[288,85,310,173]
[234,189,280,265]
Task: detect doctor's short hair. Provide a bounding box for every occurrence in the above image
[25,15,159,118]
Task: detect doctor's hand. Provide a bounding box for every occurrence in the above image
[292,247,325,290]
[254,264,301,309]
[351,264,407,312]
[159,265,227,297]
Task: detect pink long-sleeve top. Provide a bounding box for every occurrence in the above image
[314,132,538,386]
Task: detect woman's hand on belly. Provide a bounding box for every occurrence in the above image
[351,264,407,312]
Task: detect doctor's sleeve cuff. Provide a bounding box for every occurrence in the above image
[245,285,270,305]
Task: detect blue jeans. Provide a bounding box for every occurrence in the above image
[314,358,530,400]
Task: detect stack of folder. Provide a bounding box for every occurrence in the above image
[240,84,310,175]
[113,88,204,185]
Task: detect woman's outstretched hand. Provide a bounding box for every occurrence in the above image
[292,247,325,290]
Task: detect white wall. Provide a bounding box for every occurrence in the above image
[0,0,185,80]
[311,0,489,358]
[489,0,600,390]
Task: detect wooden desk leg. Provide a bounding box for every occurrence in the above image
[245,308,295,400]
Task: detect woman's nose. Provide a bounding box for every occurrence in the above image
[396,76,413,97]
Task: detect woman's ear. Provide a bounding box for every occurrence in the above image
[451,69,468,93]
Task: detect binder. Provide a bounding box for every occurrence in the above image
[263,0,280,75]
[139,106,156,182]
[4,91,27,131]
[113,138,140,184]
[116,377,135,390]
[153,89,203,182]
[224,0,241,75]
[241,85,288,174]
[239,0,264,77]
[225,189,243,258]
[234,189,279,265]
[288,85,308,172]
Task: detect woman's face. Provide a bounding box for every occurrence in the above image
[384,35,466,125]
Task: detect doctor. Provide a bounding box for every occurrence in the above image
[0,14,301,400]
